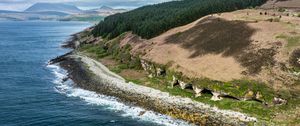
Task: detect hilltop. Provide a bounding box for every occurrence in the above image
[25,3,82,14]
[82,6,127,17]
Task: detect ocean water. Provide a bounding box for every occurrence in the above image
[0,21,189,126]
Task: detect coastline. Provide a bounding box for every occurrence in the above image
[50,50,258,125]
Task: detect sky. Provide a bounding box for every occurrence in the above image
[0,0,172,11]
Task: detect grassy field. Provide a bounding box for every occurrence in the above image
[276,34,300,49]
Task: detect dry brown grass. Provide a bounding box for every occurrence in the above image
[118,9,300,85]
[165,17,278,74]
[166,17,255,58]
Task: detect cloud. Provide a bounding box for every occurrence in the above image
[0,0,172,11]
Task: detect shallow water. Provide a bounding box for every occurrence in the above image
[0,21,188,126]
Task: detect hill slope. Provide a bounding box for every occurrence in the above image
[79,8,300,124]
[92,0,267,39]
[83,6,127,16]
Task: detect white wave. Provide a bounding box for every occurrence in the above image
[47,64,191,126]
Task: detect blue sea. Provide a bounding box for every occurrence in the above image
[0,21,189,126]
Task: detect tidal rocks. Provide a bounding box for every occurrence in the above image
[48,51,72,65]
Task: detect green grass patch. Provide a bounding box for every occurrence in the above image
[166,69,275,102]
[121,69,275,119]
[111,64,129,73]
[125,74,275,121]
[79,44,108,59]
[276,34,300,48]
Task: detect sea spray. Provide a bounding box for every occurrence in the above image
[47,64,191,126]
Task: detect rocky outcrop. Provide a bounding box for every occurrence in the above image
[211,92,223,101]
[156,68,166,76]
[178,81,192,90]
[141,59,287,105]
[193,85,204,98]
[171,75,179,88]
[273,97,287,105]
[49,51,73,64]
[244,90,255,101]
[243,90,264,103]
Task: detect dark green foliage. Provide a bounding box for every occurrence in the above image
[92,0,267,39]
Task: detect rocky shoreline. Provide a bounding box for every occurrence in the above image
[49,51,258,125]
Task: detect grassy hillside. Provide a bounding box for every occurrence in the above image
[92,0,267,39]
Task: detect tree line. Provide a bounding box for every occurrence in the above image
[92,0,266,39]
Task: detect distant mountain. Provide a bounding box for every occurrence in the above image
[98,6,114,11]
[0,4,126,21]
[25,3,82,14]
[84,6,127,16]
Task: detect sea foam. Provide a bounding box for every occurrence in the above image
[47,64,191,126]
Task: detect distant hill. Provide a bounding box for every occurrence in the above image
[25,3,82,14]
[0,4,126,21]
[96,6,114,11]
[84,6,127,16]
[0,9,70,21]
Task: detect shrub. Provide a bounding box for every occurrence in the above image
[273,18,280,22]
[278,8,285,12]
